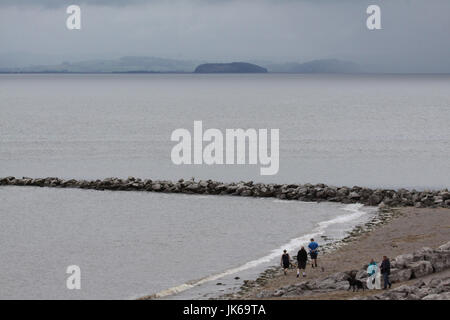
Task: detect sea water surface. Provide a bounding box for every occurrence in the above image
[0,74,449,299]
[1,74,449,188]
[0,186,375,299]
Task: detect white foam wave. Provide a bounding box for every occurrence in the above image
[272,199,317,204]
[317,203,366,229]
[148,203,368,299]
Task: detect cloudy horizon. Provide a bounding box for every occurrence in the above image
[1,0,450,72]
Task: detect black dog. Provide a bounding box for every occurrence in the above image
[347,277,365,292]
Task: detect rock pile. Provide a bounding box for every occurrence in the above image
[359,277,450,300]
[1,176,449,208]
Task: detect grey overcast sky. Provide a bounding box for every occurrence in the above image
[1,0,449,72]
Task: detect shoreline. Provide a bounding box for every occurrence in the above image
[232,206,450,300]
[218,206,401,299]
[141,203,377,300]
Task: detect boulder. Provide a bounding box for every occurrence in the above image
[389,268,412,283]
[394,253,414,268]
[335,281,352,290]
[375,288,410,300]
[434,196,444,205]
[422,292,450,300]
[349,192,360,200]
[273,289,285,297]
[428,278,443,288]
[428,252,450,272]
[325,272,351,283]
[437,241,450,252]
[324,187,337,198]
[186,183,200,192]
[407,261,434,278]
[415,288,434,299]
[368,194,383,205]
[412,247,434,262]
[435,278,450,294]
[311,272,351,291]
[336,187,349,197]
[315,278,337,290]
[414,201,424,208]
[255,290,275,298]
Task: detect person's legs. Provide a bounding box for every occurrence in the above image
[383,273,390,289]
[311,253,317,268]
[299,262,305,277]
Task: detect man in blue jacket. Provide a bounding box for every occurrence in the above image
[308,238,319,268]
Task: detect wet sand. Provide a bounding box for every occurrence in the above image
[243,207,450,299]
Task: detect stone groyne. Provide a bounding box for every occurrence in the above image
[1,176,449,208]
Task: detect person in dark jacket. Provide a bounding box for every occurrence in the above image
[280,250,291,275]
[380,256,392,289]
[296,246,308,278]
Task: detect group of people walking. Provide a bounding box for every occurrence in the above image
[281,239,392,291]
[280,238,319,278]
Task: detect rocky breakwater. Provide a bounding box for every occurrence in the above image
[254,241,450,299]
[1,176,449,209]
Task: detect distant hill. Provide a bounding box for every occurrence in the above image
[194,62,268,73]
[267,59,361,73]
[0,56,200,73]
[0,55,360,74]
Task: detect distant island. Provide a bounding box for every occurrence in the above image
[0,54,362,74]
[194,62,268,74]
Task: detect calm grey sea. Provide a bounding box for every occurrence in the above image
[0,74,448,299]
[1,74,449,188]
